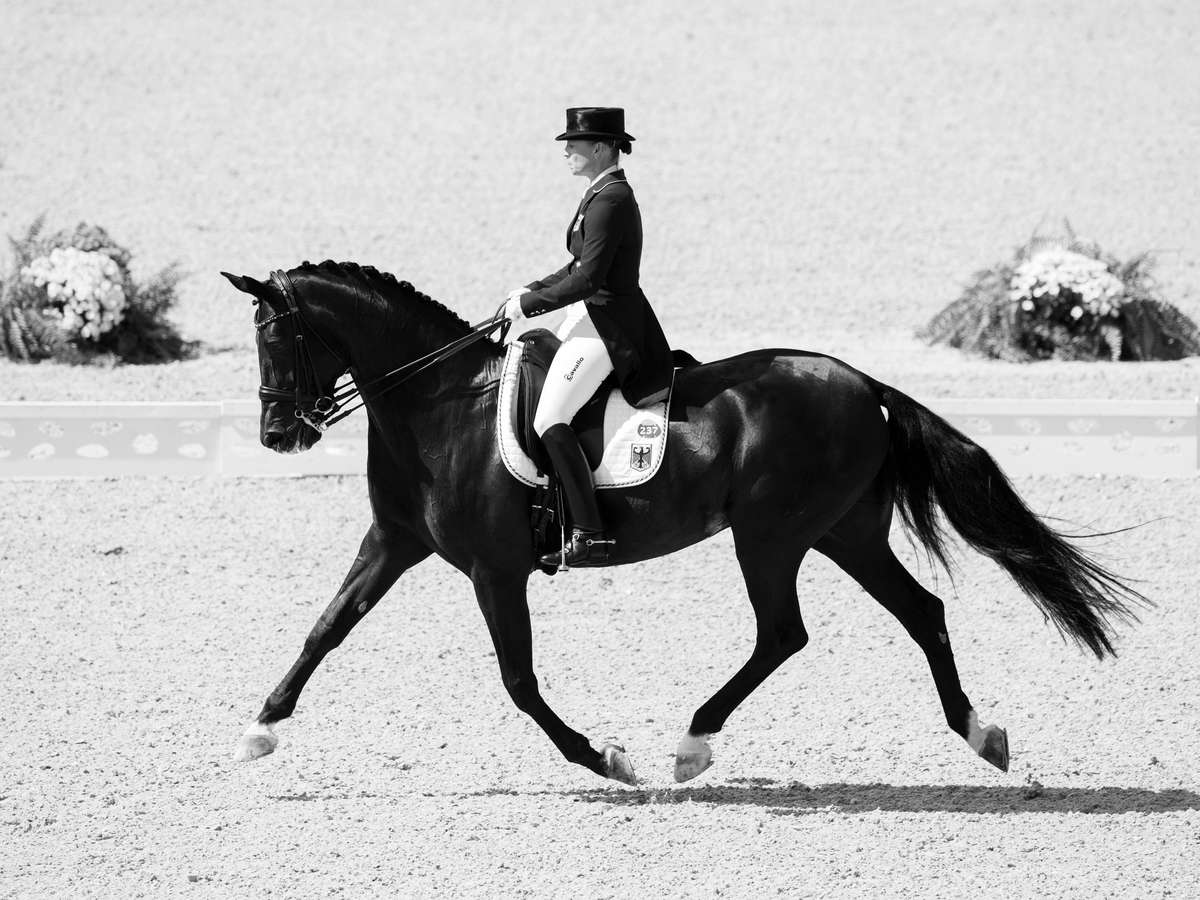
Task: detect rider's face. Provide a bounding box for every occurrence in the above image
[563,140,604,177]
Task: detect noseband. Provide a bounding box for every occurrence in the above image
[256,270,509,433]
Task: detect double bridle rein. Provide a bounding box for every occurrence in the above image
[256,270,509,432]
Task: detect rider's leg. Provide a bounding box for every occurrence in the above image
[534,305,614,566]
[533,304,614,438]
[553,299,591,341]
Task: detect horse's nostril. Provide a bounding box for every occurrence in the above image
[263,430,286,450]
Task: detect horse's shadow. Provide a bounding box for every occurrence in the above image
[486,778,1200,816]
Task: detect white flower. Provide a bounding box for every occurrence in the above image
[1021,299,1035,311]
[24,247,128,341]
[1010,248,1127,322]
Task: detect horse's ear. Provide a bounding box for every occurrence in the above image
[221,271,268,297]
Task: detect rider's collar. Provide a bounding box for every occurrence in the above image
[585,165,621,193]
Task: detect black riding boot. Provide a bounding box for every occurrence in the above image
[538,423,614,568]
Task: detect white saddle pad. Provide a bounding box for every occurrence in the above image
[496,339,671,489]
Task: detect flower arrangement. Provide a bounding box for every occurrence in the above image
[920,222,1200,362]
[24,247,129,341]
[0,218,195,364]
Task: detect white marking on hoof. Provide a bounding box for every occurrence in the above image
[965,710,985,753]
[964,710,1010,772]
[601,743,638,786]
[674,732,713,783]
[233,721,278,762]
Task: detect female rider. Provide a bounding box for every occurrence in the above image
[504,107,674,568]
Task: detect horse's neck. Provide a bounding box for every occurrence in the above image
[341,295,502,422]
[362,342,502,472]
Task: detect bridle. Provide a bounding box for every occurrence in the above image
[255,270,509,432]
[255,271,345,431]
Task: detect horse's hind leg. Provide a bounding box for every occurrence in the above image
[816,511,1010,772]
[676,530,810,782]
[234,525,430,761]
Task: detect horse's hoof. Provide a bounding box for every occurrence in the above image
[674,732,713,783]
[233,722,278,762]
[965,710,1009,773]
[600,743,638,786]
[978,725,1010,772]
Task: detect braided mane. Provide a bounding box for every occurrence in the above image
[295,259,479,336]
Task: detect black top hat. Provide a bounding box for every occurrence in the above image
[555,107,636,143]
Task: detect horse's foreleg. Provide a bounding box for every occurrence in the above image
[676,534,809,783]
[818,536,1010,772]
[472,573,635,785]
[234,525,431,762]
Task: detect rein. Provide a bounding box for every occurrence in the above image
[258,269,509,432]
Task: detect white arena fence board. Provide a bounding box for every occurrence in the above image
[929,399,1199,477]
[0,402,222,477]
[0,399,1195,479]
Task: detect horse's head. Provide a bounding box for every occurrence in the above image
[221,270,347,453]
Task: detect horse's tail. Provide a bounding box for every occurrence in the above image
[871,379,1147,659]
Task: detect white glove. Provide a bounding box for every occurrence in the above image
[503,288,527,322]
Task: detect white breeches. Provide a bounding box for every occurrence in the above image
[533,303,615,436]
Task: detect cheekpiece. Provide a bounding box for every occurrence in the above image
[555,107,636,143]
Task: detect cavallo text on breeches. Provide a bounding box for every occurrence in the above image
[532,303,614,437]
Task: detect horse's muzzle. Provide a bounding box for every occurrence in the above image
[262,428,290,452]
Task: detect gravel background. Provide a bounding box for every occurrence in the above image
[1,475,1196,898]
[2,1,1198,898]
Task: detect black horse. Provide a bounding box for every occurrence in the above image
[222,261,1144,785]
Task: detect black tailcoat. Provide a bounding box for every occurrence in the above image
[519,170,674,407]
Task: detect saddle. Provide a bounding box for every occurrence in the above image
[501,328,697,573]
[514,329,610,475]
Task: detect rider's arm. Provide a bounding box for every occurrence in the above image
[526,262,573,292]
[519,193,626,316]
